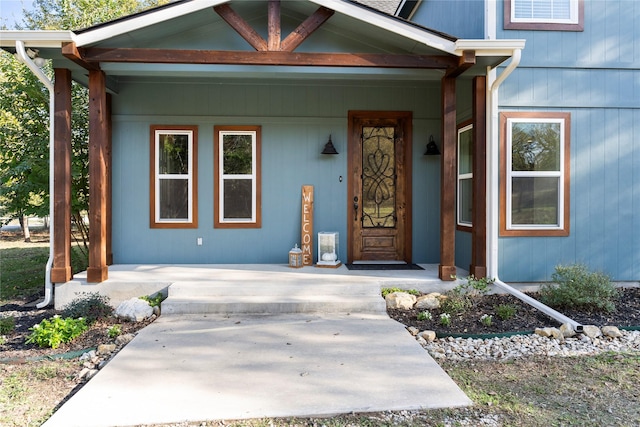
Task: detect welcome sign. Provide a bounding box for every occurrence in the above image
[301,185,314,266]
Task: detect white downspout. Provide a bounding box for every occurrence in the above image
[15,40,54,309]
[486,49,583,332]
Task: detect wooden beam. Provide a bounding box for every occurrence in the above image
[446,50,475,78]
[106,93,113,266]
[214,4,268,51]
[87,69,108,283]
[280,7,335,52]
[439,75,457,281]
[268,0,281,51]
[50,68,73,284]
[61,42,100,71]
[80,47,458,69]
[470,76,487,279]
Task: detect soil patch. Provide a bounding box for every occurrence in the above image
[387,287,640,336]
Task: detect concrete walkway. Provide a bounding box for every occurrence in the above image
[43,264,474,426]
[42,312,471,427]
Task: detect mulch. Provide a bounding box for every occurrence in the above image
[387,287,640,336]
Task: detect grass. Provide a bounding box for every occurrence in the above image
[0,233,88,300]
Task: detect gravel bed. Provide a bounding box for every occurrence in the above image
[422,329,640,362]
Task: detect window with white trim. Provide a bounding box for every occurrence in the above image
[150,126,198,228]
[214,125,261,228]
[505,0,583,31]
[500,112,570,236]
[457,123,473,228]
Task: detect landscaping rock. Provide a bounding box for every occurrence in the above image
[582,325,602,339]
[115,298,154,322]
[415,295,440,310]
[97,343,116,355]
[385,292,416,310]
[559,323,576,338]
[115,333,135,346]
[535,327,562,339]
[406,326,419,336]
[601,326,623,338]
[418,330,437,342]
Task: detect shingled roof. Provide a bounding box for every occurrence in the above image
[350,0,403,15]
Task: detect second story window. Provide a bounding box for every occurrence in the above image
[505,0,584,31]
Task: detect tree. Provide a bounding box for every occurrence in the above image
[0,0,167,244]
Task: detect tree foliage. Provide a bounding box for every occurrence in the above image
[1,0,168,243]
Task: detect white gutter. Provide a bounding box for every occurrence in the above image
[15,40,54,309]
[486,49,583,332]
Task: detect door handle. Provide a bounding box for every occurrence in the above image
[353,196,359,221]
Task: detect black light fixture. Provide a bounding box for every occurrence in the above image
[424,135,440,155]
[322,135,339,155]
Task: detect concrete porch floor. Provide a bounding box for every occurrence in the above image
[54,263,469,311]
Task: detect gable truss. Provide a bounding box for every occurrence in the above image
[62,0,474,75]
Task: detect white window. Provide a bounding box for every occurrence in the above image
[505,0,583,31]
[500,112,570,237]
[457,124,473,228]
[214,125,262,228]
[150,126,198,228]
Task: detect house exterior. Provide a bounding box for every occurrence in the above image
[1,0,637,291]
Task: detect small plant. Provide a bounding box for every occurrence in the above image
[440,293,471,315]
[539,264,619,313]
[0,316,16,334]
[496,304,518,320]
[452,275,495,298]
[381,287,420,298]
[25,315,88,349]
[439,313,451,326]
[61,293,113,324]
[108,324,122,339]
[417,311,432,321]
[139,292,165,308]
[480,314,493,327]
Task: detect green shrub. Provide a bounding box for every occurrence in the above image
[496,304,518,320]
[539,264,619,313]
[381,287,420,298]
[0,316,16,334]
[107,324,122,339]
[25,316,88,349]
[440,293,471,315]
[452,275,495,298]
[139,292,165,308]
[61,293,113,324]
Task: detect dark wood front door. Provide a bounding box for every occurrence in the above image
[347,111,412,263]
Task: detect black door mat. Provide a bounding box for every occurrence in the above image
[345,263,424,271]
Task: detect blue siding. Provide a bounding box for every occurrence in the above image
[411,0,485,39]
[111,79,444,264]
[495,0,640,281]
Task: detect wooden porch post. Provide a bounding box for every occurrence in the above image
[439,76,457,280]
[106,93,113,265]
[50,68,73,283]
[470,76,487,278]
[87,69,109,282]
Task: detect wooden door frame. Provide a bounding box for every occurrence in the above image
[347,110,413,263]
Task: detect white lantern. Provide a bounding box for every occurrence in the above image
[317,232,341,268]
[289,244,303,268]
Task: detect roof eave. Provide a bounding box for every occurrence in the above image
[310,0,457,54]
[0,30,75,49]
[73,0,228,47]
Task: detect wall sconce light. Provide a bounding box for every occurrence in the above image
[424,135,440,155]
[321,135,339,155]
[26,48,47,68]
